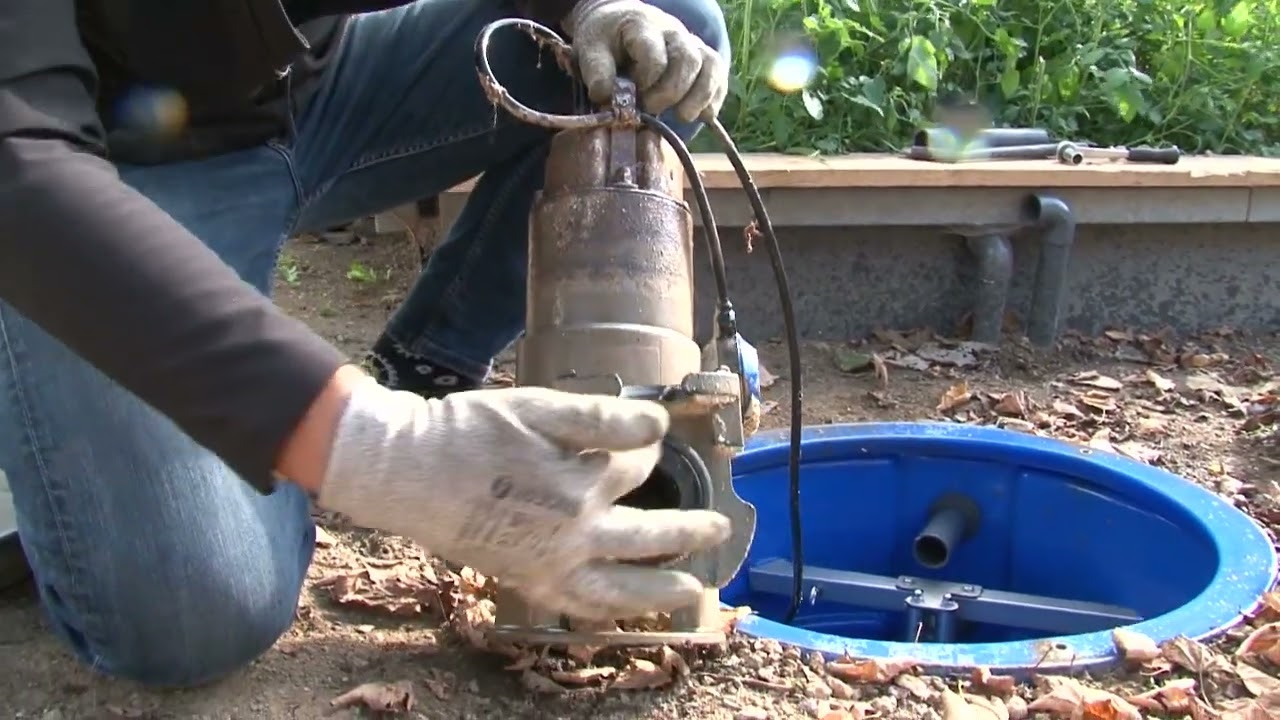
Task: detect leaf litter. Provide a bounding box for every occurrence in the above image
[313,326,1280,719]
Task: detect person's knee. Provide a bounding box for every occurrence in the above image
[80,556,304,688]
[654,0,731,59]
[33,479,316,689]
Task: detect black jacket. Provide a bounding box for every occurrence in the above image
[0,1,570,492]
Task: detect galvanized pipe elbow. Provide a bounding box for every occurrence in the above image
[1024,195,1077,347]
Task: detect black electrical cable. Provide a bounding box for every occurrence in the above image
[703,119,806,623]
[475,17,806,624]
[643,112,805,624]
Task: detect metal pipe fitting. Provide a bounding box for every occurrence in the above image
[1024,195,1077,347]
[912,127,1053,150]
[964,234,1013,345]
[913,494,982,569]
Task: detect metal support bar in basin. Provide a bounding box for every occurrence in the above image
[750,560,1141,638]
[723,423,1278,674]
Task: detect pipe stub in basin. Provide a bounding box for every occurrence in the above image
[913,493,981,569]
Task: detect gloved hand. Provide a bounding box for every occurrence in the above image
[564,0,728,122]
[316,376,732,620]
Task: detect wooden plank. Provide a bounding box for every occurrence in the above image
[692,153,1280,189]
[444,152,1280,192]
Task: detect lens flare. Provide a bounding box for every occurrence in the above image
[115,85,189,137]
[766,45,819,94]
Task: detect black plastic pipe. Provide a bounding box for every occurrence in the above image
[1025,195,1077,347]
[964,234,1013,344]
[913,494,981,569]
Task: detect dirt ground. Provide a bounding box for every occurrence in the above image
[3,224,1280,719]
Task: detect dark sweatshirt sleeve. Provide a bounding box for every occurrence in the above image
[0,1,348,492]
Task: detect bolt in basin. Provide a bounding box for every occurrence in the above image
[724,423,1277,673]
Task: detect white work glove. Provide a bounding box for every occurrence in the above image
[564,0,729,122]
[316,377,732,620]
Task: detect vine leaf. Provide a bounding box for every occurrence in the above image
[907,35,939,91]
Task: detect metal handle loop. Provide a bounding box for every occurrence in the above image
[473,18,618,130]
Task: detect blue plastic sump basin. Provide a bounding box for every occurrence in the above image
[723,422,1277,673]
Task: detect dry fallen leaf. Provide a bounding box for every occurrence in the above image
[1125,677,1197,714]
[1088,429,1117,453]
[1113,628,1161,663]
[1252,593,1280,623]
[1181,353,1228,369]
[1115,441,1161,465]
[612,658,673,690]
[827,657,919,684]
[1071,371,1124,391]
[895,673,932,699]
[941,689,980,720]
[970,666,1017,697]
[330,680,415,714]
[317,565,441,617]
[1005,696,1028,720]
[660,646,690,678]
[1052,399,1086,419]
[872,352,890,387]
[1236,660,1280,697]
[314,524,337,548]
[1186,374,1226,394]
[827,676,856,699]
[1076,391,1119,413]
[1145,370,1176,393]
[1239,623,1280,665]
[940,690,1010,720]
[1027,678,1141,720]
[566,644,601,665]
[968,695,1011,720]
[1161,635,1233,676]
[549,666,617,687]
[451,595,496,650]
[938,382,973,413]
[1221,692,1280,720]
[993,391,1030,417]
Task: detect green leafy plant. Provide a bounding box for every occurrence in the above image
[346,261,377,284]
[276,253,302,286]
[713,0,1279,155]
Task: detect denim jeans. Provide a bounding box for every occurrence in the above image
[0,0,728,688]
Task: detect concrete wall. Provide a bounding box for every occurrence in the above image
[692,223,1280,342]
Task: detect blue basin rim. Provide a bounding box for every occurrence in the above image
[723,422,1278,672]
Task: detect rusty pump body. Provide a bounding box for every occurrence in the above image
[477,20,767,647]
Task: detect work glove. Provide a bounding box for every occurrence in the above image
[564,0,729,122]
[316,376,732,620]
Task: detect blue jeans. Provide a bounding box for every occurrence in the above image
[0,0,728,688]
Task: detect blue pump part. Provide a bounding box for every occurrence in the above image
[735,334,762,405]
[723,422,1278,674]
